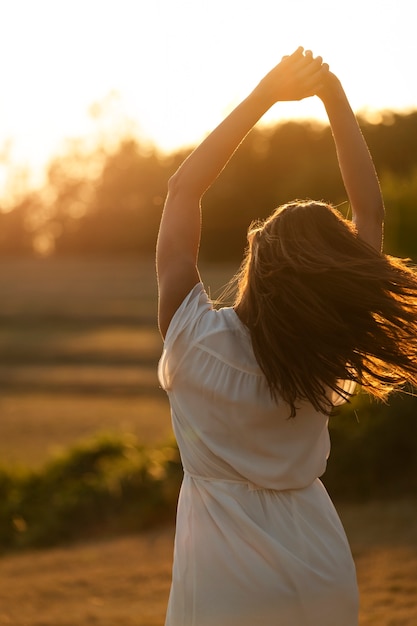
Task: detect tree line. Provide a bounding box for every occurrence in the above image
[0,110,416,261]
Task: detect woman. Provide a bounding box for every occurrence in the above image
[157,48,417,625]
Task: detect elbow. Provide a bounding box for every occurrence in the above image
[167,169,201,202]
[167,170,189,198]
[353,198,385,251]
[167,172,180,195]
[367,193,385,228]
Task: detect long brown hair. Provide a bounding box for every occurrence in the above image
[233,200,417,417]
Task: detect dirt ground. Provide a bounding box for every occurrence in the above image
[0,500,416,626]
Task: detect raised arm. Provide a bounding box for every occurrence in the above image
[157,47,328,337]
[317,70,384,251]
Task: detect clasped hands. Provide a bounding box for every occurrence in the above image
[257,46,333,105]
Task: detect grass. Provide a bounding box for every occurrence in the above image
[0,392,170,466]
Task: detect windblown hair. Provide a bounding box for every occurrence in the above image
[233,200,417,417]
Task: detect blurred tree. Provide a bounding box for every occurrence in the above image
[360,110,417,177]
[54,139,169,256]
[201,120,348,260]
[325,391,417,499]
[0,200,34,255]
[381,166,417,258]
[0,110,416,259]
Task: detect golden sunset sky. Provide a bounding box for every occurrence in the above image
[0,0,415,190]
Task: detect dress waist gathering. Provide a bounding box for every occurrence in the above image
[182,468,310,493]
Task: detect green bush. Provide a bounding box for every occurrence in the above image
[325,391,417,500]
[1,394,416,552]
[0,434,182,553]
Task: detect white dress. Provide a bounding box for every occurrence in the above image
[158,283,358,626]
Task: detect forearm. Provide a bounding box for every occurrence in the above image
[168,89,272,200]
[320,79,384,247]
[157,88,271,267]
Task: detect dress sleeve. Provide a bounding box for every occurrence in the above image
[158,282,212,390]
[331,379,357,407]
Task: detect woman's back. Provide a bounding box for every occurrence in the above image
[159,283,334,490]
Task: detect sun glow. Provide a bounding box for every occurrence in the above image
[0,0,415,192]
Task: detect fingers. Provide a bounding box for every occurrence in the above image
[281,46,303,66]
[290,46,305,59]
[268,47,329,102]
[301,51,324,73]
[284,47,327,72]
[286,48,330,98]
[282,50,323,87]
[296,50,329,88]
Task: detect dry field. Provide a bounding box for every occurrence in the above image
[0,500,416,626]
[0,258,234,466]
[0,258,415,625]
